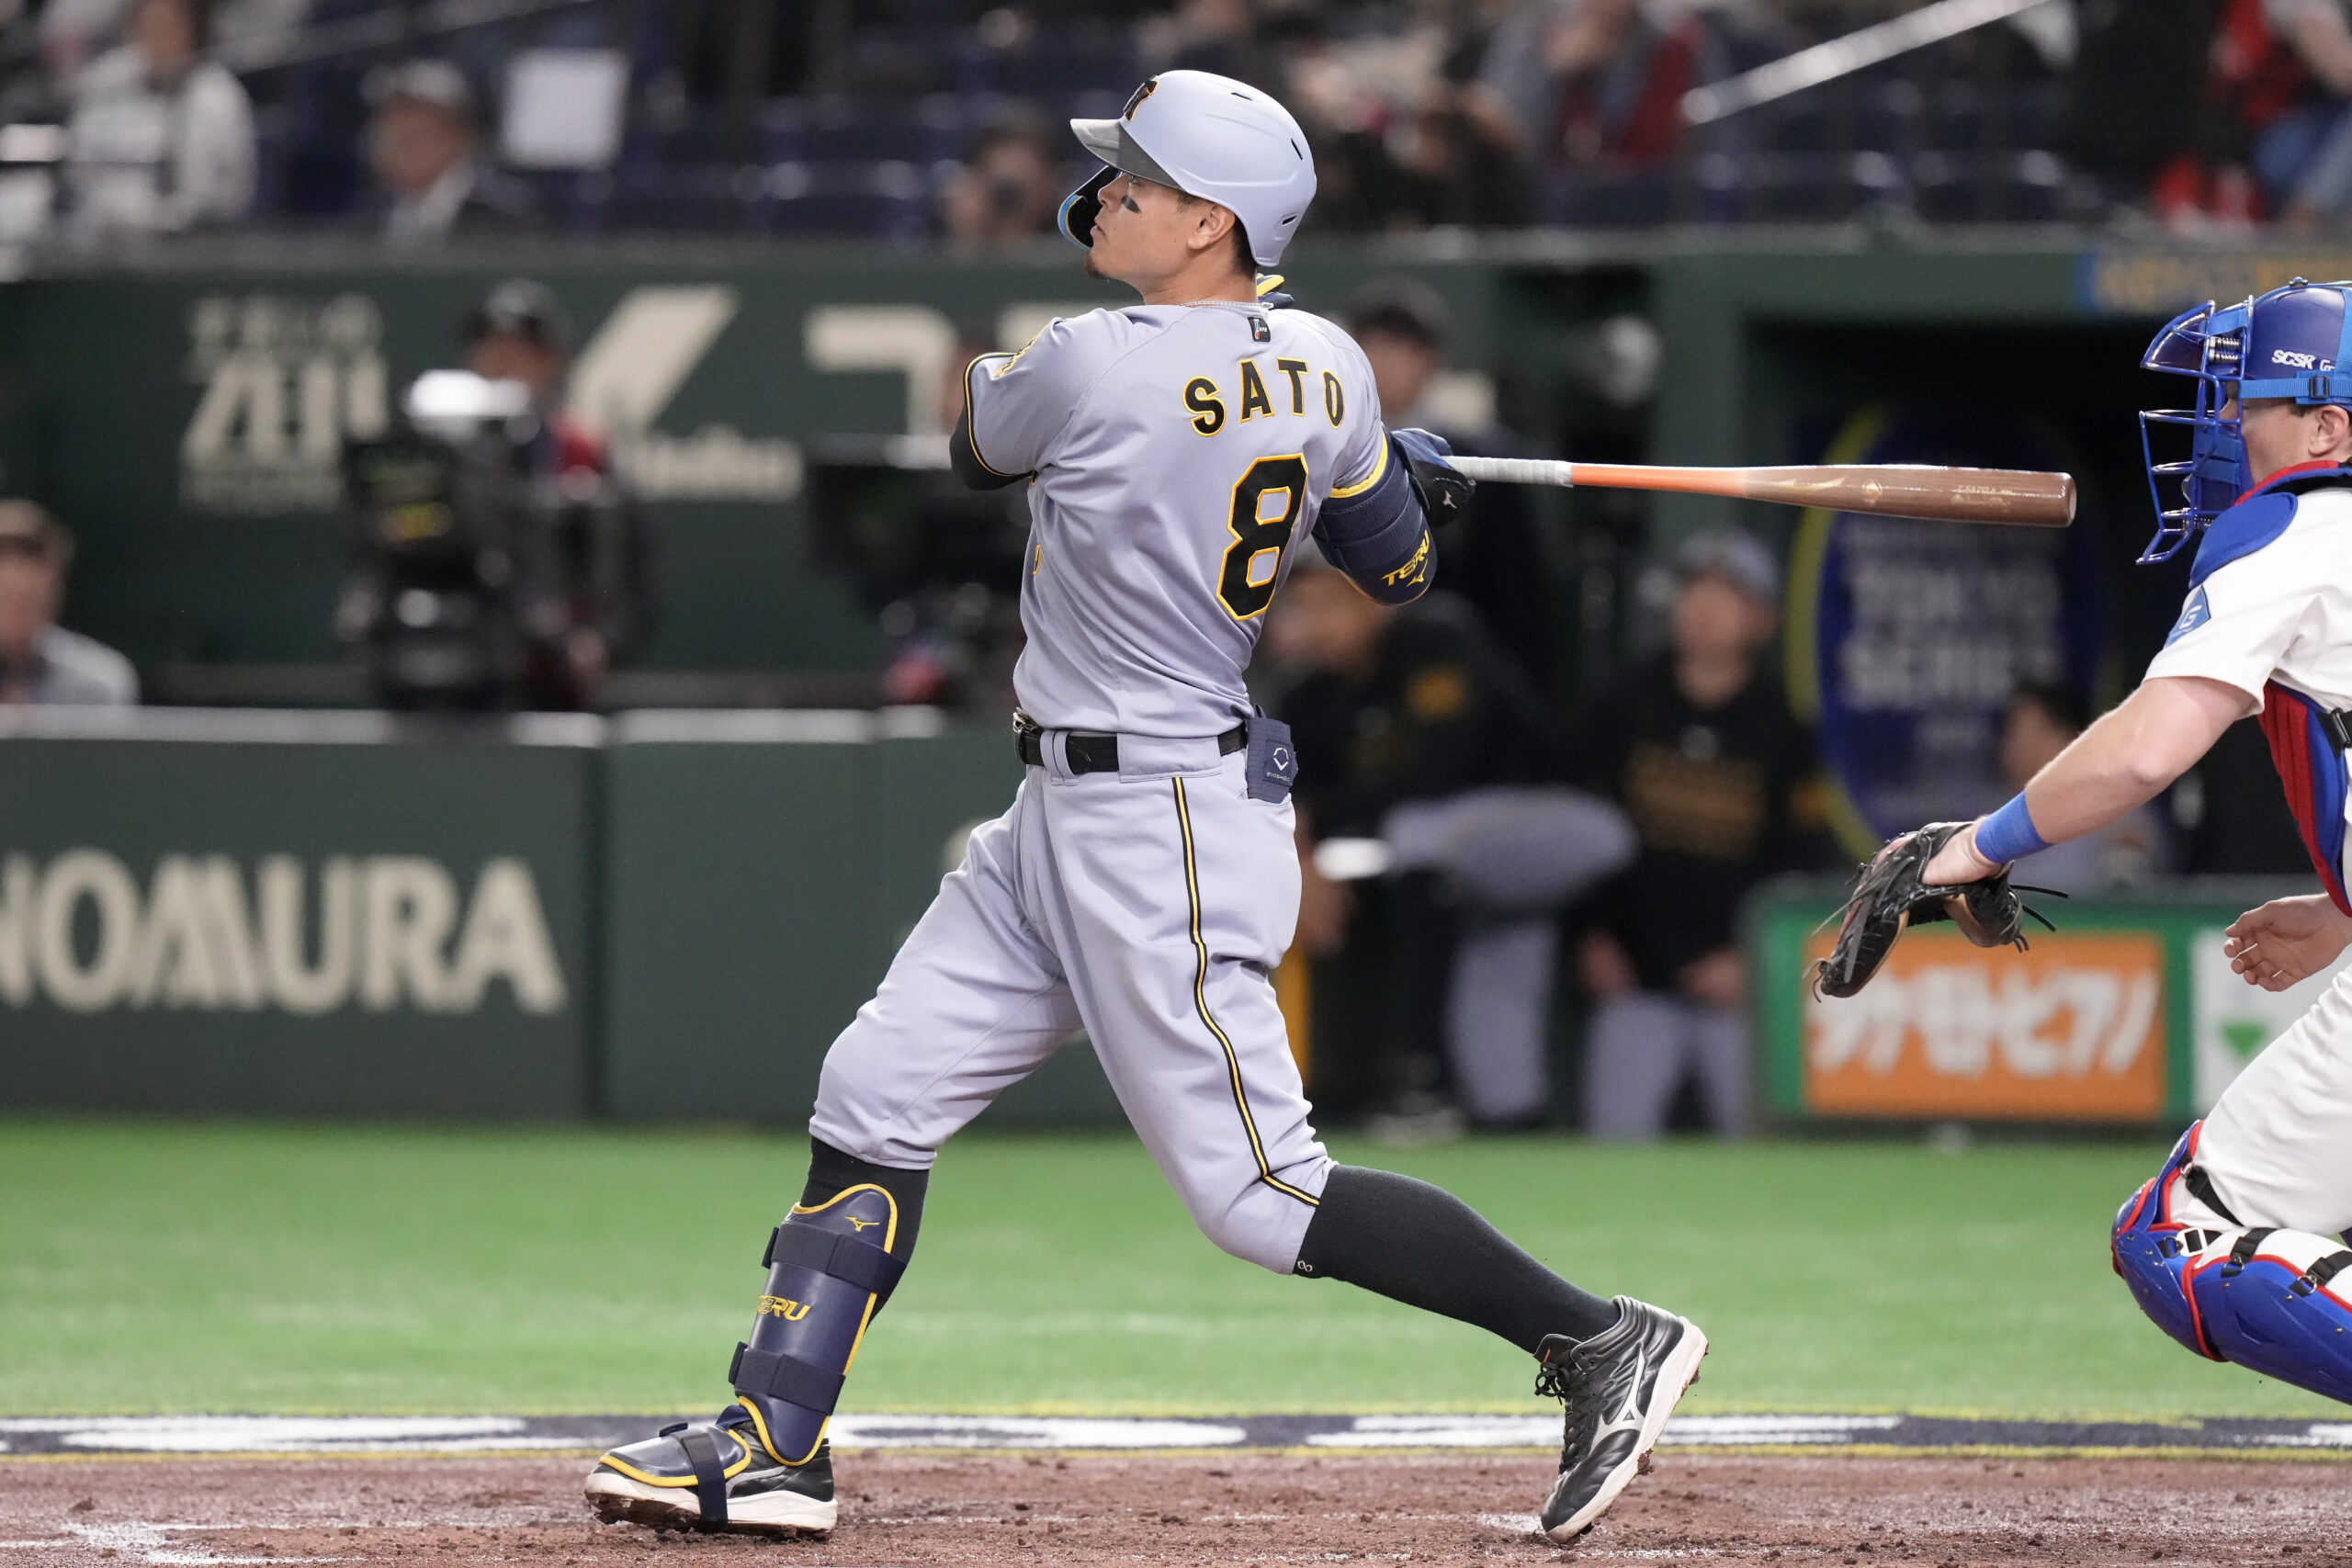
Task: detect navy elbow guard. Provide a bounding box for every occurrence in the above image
[1315,429,1466,604]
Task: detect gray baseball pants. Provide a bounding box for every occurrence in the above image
[808,737,1330,1274]
[1583,993,1754,1138]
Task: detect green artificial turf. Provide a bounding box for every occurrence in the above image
[0,1120,2335,1419]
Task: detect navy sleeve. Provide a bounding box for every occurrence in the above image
[1313,434,1434,604]
[951,399,1023,491]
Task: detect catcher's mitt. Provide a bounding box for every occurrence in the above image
[1813,821,2057,999]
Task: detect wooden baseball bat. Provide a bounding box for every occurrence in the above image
[1444,457,2075,528]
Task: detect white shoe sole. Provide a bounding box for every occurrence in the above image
[1543,1320,1710,1542]
[584,1465,837,1534]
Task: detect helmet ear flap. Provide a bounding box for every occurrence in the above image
[1057,165,1117,250]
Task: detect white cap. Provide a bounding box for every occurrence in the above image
[1058,70,1317,270]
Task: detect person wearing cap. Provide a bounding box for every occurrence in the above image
[1269,547,1634,1135]
[364,59,536,247]
[0,502,135,705]
[1347,278,1552,693]
[1574,527,1838,1138]
[60,0,253,243]
[460,278,654,707]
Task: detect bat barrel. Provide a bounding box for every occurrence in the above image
[1445,455,2075,528]
[1739,465,2076,527]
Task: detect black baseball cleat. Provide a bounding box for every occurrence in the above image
[584,1403,835,1534]
[1533,1296,1708,1542]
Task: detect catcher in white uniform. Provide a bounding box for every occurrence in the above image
[582,70,1705,1541]
[1838,277,2352,1403]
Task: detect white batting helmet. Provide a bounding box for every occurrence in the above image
[1058,70,1317,270]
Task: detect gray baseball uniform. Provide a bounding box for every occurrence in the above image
[808,298,1390,1272]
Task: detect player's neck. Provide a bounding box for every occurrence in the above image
[1131,256,1257,308]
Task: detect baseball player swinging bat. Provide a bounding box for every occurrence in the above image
[585,66,1703,1549]
[1445,455,2077,528]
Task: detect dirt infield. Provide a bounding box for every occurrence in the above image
[2,1451,2347,1567]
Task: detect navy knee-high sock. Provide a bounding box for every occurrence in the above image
[797,1136,928,1314]
[1294,1164,1618,1352]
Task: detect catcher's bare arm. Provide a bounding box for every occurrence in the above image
[1819,676,2241,998]
[1921,675,2244,886]
[1444,457,2075,528]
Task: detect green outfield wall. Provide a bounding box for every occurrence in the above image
[0,708,1135,1122]
[0,711,2325,1128]
[0,709,598,1115]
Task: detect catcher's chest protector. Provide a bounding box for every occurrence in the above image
[729,1185,905,1463]
[2114,1124,2352,1404]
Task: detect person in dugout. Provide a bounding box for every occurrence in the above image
[1271,548,1634,1134]
[1574,529,1841,1138]
[460,279,657,709]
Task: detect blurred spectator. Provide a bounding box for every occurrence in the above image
[205,0,307,52]
[40,0,129,85]
[2066,0,2220,218]
[1384,80,1534,229]
[1272,558,1634,1132]
[0,502,135,705]
[1479,0,1724,185]
[1996,683,2168,890]
[2252,0,2352,226]
[461,279,655,709]
[1576,529,1836,1139]
[362,60,537,247]
[937,114,1064,244]
[1350,279,1552,689]
[1138,0,1270,84]
[61,0,253,243]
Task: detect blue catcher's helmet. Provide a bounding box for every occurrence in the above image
[2142,276,2352,561]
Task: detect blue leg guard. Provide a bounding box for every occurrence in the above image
[2111,1123,2225,1361]
[728,1183,905,1464]
[2113,1122,2352,1404]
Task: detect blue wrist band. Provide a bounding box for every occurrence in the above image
[1973,794,2050,865]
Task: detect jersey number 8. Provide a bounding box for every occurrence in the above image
[1217,454,1308,621]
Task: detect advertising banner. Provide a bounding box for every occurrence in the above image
[1752,881,2326,1124]
[1798,927,2165,1121]
[0,711,594,1116]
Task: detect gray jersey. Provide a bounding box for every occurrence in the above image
[965,299,1387,738]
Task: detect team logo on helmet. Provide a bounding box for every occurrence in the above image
[1122,77,1159,120]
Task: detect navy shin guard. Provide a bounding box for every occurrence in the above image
[729,1184,905,1463]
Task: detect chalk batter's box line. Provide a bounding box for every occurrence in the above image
[13,1444,2352,1466]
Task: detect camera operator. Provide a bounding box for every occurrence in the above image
[335,369,563,711]
[461,279,655,708]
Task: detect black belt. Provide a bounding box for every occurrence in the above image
[1013,713,1247,774]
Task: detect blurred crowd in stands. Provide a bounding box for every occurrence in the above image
[0,0,2346,246]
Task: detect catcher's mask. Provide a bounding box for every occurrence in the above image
[2141,276,2352,562]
